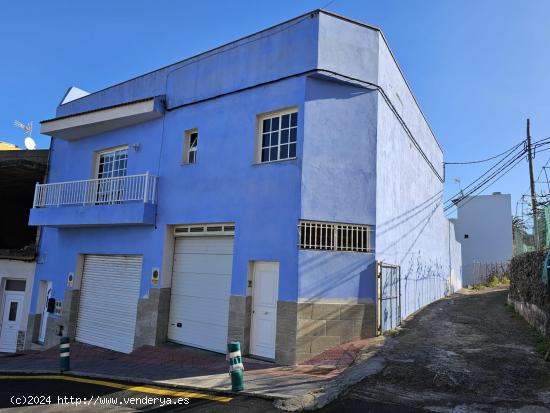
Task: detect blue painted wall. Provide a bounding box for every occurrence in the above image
[32,75,306,310]
[375,36,461,320]
[298,76,377,301]
[32,13,322,311]
[31,11,461,322]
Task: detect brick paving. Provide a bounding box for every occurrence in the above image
[0,338,375,398]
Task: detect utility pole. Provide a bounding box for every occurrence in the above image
[527,118,539,250]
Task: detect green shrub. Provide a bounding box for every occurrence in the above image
[502,275,510,285]
[471,284,486,291]
[487,275,499,287]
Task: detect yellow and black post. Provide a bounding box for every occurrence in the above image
[227,341,244,391]
[60,337,70,372]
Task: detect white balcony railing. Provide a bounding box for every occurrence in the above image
[33,173,158,208]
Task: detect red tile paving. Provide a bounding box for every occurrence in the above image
[0,337,374,382]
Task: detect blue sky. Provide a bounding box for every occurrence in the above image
[1,0,549,217]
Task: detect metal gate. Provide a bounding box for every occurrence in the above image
[376,261,401,334]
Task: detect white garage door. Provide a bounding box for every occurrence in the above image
[76,254,142,354]
[168,236,233,353]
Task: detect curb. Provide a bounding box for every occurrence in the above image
[274,336,392,411]
[0,369,282,401]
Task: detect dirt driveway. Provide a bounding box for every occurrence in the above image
[322,287,550,412]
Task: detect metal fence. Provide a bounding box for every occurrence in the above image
[33,173,158,207]
[470,261,510,285]
[376,261,401,334]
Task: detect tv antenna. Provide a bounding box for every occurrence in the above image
[14,120,36,150]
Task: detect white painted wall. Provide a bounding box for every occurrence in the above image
[451,194,512,286]
[0,260,36,332]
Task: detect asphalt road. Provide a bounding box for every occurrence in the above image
[0,374,426,412]
[0,374,278,412]
[319,288,550,412]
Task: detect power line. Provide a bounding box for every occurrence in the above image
[445,150,526,216]
[445,148,526,211]
[444,144,526,207]
[444,140,524,165]
[446,139,550,212]
[447,134,550,217]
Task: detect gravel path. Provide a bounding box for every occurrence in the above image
[321,287,550,412]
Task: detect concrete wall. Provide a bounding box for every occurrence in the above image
[452,194,512,286]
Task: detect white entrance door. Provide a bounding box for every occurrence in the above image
[75,255,142,353]
[0,292,25,353]
[168,236,233,353]
[250,262,279,359]
[39,281,52,343]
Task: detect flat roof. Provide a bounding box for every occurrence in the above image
[57,9,442,152]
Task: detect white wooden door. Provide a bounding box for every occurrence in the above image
[39,281,52,343]
[250,262,279,359]
[168,236,233,353]
[0,292,24,352]
[76,255,142,353]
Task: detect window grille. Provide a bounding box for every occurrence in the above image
[299,221,374,253]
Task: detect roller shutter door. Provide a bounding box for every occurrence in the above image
[168,236,233,353]
[76,254,142,353]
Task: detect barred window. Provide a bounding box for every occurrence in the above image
[299,221,374,253]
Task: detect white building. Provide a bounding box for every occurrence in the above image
[451,193,512,287]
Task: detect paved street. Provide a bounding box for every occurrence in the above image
[2,288,549,412]
[0,337,373,400]
[320,287,550,412]
[0,374,278,412]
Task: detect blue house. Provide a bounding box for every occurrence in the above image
[27,10,462,364]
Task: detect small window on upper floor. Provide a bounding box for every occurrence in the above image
[183,129,198,165]
[257,109,298,163]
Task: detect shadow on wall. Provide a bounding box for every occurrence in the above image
[299,251,376,301]
[377,192,443,261]
[377,190,443,236]
[401,252,448,317]
[305,75,373,102]
[377,189,450,318]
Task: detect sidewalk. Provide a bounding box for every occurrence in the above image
[0,338,380,400]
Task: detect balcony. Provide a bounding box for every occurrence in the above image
[29,173,158,227]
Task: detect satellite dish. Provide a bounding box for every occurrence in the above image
[24,137,36,150]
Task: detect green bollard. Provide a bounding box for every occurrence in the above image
[227,341,244,392]
[60,337,70,372]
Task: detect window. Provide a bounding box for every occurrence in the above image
[299,220,374,253]
[258,109,297,163]
[97,147,128,179]
[8,301,18,321]
[95,146,128,204]
[183,130,198,164]
[174,223,235,236]
[464,234,469,239]
[5,280,26,291]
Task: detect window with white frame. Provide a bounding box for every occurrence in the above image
[299,220,375,253]
[183,129,198,164]
[258,109,297,163]
[95,146,128,204]
[96,146,128,179]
